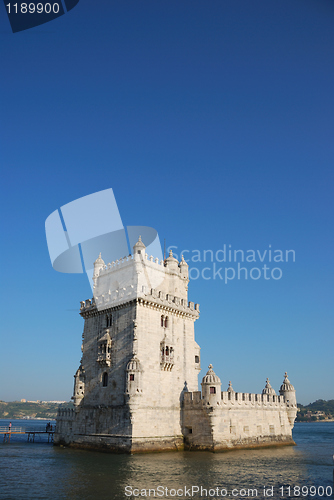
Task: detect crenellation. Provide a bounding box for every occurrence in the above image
[183,389,294,412]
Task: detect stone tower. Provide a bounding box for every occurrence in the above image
[55,237,201,452]
[55,237,297,453]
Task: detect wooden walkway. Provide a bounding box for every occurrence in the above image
[0,426,54,443]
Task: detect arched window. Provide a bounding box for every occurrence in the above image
[106,315,112,328]
[195,355,199,363]
[102,372,108,387]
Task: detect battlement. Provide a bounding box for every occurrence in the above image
[89,243,191,313]
[184,391,290,407]
[95,251,187,278]
[80,286,199,315]
[96,253,166,278]
[57,408,76,418]
[141,287,199,312]
[97,254,135,276]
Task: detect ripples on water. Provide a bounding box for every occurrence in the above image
[0,420,333,500]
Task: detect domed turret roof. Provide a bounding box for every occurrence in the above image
[279,372,295,392]
[133,236,146,251]
[262,378,276,395]
[227,381,234,393]
[179,255,188,267]
[166,249,178,263]
[202,364,221,385]
[126,356,142,372]
[94,253,105,266]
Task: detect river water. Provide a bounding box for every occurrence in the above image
[0,419,333,500]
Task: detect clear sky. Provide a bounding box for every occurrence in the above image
[0,0,333,406]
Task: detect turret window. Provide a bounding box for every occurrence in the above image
[102,372,108,387]
[210,387,216,394]
[129,374,135,381]
[195,356,199,363]
[160,315,169,328]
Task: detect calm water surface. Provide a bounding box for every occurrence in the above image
[0,420,333,500]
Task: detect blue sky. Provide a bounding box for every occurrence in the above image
[0,0,333,405]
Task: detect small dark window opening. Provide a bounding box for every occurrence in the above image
[165,346,169,355]
[195,355,199,363]
[106,315,112,328]
[102,372,108,387]
[210,387,216,394]
[188,427,192,434]
[161,315,164,327]
[129,374,135,381]
[164,317,168,328]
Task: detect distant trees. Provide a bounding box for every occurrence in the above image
[296,399,334,422]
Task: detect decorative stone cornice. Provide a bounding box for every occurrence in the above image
[137,297,199,319]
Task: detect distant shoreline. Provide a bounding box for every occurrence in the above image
[296,419,334,423]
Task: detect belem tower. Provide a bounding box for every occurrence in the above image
[55,237,297,452]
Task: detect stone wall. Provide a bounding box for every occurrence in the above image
[183,391,296,451]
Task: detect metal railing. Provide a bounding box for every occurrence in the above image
[0,426,25,433]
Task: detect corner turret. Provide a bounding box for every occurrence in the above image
[93,253,105,277]
[279,372,296,404]
[165,249,179,274]
[133,236,146,259]
[201,364,221,406]
[179,255,189,281]
[125,356,143,405]
[279,372,297,427]
[72,365,85,406]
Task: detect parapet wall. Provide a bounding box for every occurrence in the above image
[184,391,288,407]
[182,390,296,451]
[80,287,200,317]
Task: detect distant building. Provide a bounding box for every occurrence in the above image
[41,401,67,404]
[55,238,297,452]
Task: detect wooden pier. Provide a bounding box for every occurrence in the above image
[0,426,54,443]
[26,430,54,443]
